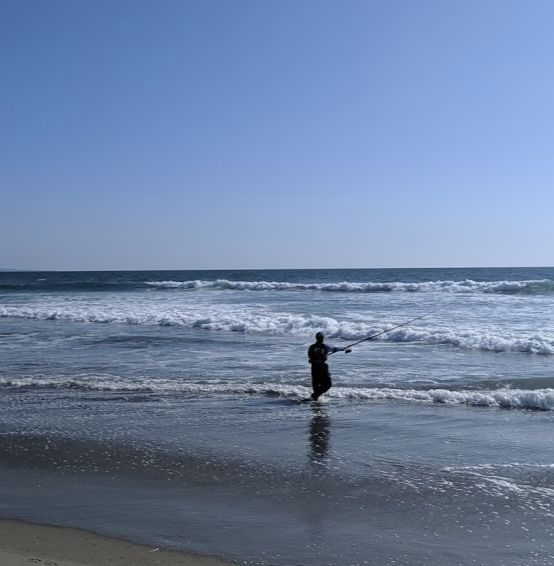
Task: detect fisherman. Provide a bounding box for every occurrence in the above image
[308,332,351,401]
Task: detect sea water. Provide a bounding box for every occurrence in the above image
[1,267,554,565]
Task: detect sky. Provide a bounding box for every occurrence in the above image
[1,0,554,271]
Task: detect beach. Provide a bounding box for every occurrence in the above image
[2,268,554,565]
[0,519,232,566]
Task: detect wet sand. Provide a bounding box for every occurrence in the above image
[0,519,234,566]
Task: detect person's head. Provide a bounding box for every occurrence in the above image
[315,331,324,342]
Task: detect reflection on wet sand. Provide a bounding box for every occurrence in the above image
[309,403,330,465]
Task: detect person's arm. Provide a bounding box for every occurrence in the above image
[328,345,352,354]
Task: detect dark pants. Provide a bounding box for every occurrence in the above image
[311,362,332,400]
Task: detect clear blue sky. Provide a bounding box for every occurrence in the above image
[2,0,553,271]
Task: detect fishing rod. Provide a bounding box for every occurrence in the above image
[331,304,449,354]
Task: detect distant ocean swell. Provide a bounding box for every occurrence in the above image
[2,278,554,294]
[2,305,554,355]
[3,376,554,411]
[0,281,138,292]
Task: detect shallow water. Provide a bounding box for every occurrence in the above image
[2,392,554,565]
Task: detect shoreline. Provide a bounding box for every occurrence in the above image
[0,519,235,566]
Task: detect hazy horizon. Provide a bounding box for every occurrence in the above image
[2,265,553,274]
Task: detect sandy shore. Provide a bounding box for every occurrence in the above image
[0,519,234,566]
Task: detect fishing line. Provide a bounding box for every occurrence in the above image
[330,304,450,354]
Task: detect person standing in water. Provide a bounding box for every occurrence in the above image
[308,332,351,401]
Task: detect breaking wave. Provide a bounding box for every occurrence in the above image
[146,278,554,295]
[3,375,554,411]
[2,277,554,295]
[2,304,554,355]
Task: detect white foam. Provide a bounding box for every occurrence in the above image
[3,375,554,411]
[2,303,554,355]
[145,278,554,294]
[0,375,311,398]
[443,463,554,508]
[331,386,554,410]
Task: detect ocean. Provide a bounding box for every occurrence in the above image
[1,267,554,565]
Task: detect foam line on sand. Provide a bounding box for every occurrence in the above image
[0,519,234,566]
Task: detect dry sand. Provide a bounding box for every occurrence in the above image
[0,519,234,566]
